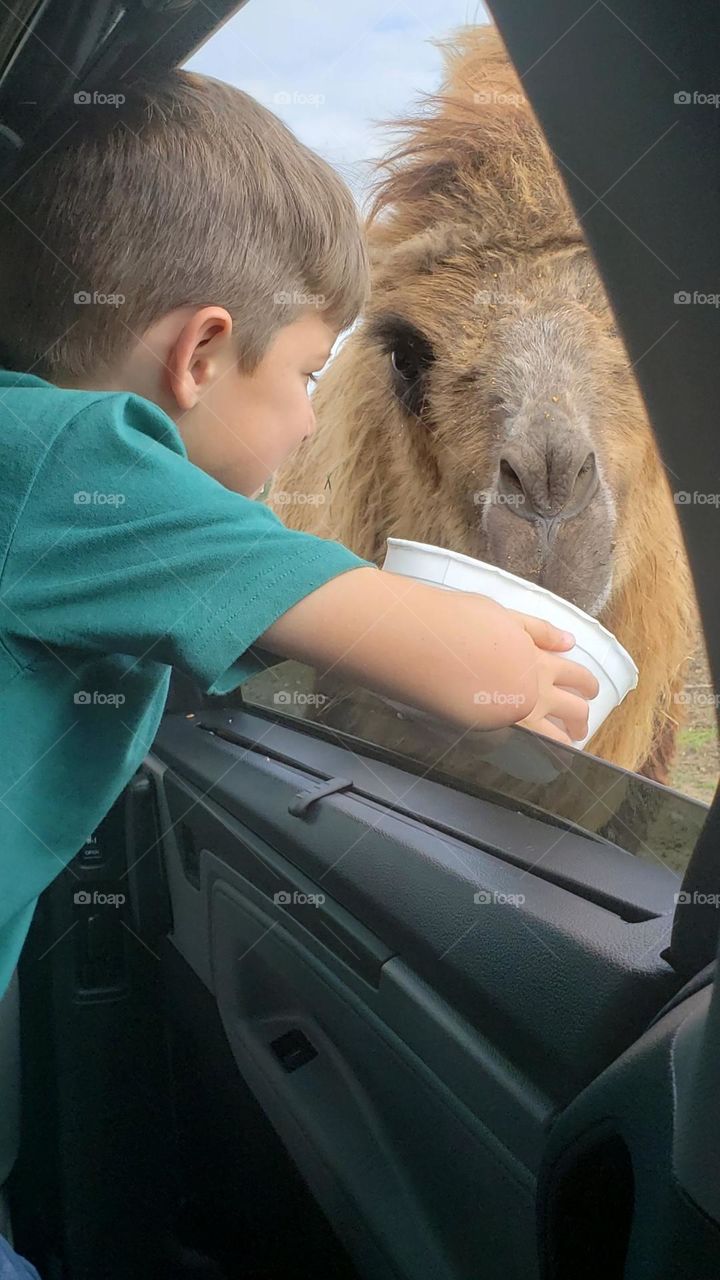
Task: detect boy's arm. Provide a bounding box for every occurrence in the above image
[258,565,564,734]
[3,394,595,741]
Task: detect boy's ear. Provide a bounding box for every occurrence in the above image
[166,306,234,410]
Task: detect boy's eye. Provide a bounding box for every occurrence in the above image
[306,373,319,386]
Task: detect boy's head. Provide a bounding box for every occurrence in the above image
[0,72,370,494]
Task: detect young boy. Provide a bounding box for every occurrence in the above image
[0,70,597,1004]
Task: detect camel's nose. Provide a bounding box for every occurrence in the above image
[497,436,598,522]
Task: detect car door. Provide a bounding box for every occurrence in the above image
[145,653,719,1278]
[142,0,720,1271]
[6,0,720,1277]
[11,657,718,1280]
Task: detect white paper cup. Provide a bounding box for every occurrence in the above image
[381,538,638,748]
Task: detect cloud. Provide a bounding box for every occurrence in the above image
[186,0,489,204]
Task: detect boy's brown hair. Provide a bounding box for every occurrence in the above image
[0,72,370,380]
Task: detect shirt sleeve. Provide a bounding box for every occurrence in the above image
[0,391,372,693]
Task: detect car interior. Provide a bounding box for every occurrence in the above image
[1,1,720,1278]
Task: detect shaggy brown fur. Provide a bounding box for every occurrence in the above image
[269,24,696,783]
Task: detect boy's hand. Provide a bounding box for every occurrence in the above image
[506,609,599,745]
[504,609,576,652]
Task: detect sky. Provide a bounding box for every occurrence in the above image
[186,0,490,208]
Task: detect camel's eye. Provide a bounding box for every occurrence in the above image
[391,346,418,381]
[368,315,435,422]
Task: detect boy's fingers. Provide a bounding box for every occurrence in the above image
[507,611,575,652]
[554,659,600,700]
[549,689,590,742]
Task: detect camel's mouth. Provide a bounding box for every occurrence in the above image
[476,484,615,619]
[535,556,614,618]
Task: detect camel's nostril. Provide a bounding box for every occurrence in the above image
[498,457,524,493]
[494,446,599,520]
[577,452,596,481]
[496,454,533,517]
[570,451,599,513]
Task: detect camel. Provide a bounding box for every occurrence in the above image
[268,23,697,786]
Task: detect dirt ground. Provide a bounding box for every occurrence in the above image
[667,630,719,806]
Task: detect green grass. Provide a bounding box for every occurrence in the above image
[677,725,717,752]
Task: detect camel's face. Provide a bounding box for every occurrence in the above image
[364,244,650,616]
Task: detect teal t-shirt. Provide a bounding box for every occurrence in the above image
[0,370,369,997]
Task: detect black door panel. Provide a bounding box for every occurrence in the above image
[209,874,537,1280]
[152,712,682,1105]
[154,762,553,1175]
[146,707,695,1279]
[539,981,720,1280]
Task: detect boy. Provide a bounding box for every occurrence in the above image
[0,70,597,1004]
